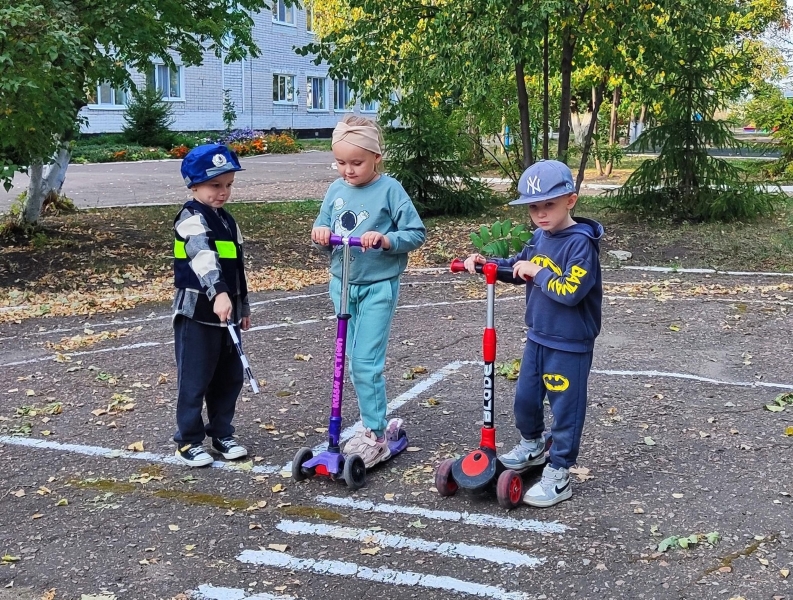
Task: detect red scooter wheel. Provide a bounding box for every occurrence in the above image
[496,469,523,509]
[435,458,458,496]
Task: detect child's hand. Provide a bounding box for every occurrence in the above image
[241,316,251,331]
[312,226,332,246]
[360,231,389,251]
[463,253,486,274]
[213,292,233,321]
[512,260,541,281]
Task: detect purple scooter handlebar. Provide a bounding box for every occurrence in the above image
[329,234,382,249]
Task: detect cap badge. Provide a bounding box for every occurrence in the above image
[212,153,228,167]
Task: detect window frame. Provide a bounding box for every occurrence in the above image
[306,4,315,32]
[149,64,185,101]
[272,0,296,25]
[306,76,327,111]
[334,79,352,112]
[273,73,298,104]
[87,83,127,109]
[360,99,379,113]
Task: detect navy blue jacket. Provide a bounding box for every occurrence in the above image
[496,217,603,353]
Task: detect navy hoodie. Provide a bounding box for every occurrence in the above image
[495,217,604,353]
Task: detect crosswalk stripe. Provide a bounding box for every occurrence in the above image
[237,549,532,600]
[316,495,568,534]
[275,519,542,567]
[192,584,295,600]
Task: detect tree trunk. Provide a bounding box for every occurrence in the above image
[542,16,550,160]
[19,143,72,226]
[593,87,604,176]
[637,103,647,141]
[515,60,534,168]
[575,76,608,193]
[557,28,575,164]
[605,86,621,176]
[21,162,45,226]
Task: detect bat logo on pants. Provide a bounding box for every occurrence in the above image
[543,373,570,392]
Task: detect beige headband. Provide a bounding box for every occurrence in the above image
[332,121,382,155]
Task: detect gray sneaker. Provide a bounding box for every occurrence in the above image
[499,435,546,471]
[523,464,572,507]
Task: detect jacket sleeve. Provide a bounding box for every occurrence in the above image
[175,208,229,299]
[384,198,426,254]
[532,237,598,306]
[236,222,251,317]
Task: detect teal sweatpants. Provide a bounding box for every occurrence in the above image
[329,275,400,437]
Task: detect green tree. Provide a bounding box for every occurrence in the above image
[610,0,785,221]
[1,0,265,226]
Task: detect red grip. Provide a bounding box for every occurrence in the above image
[450,259,466,273]
[483,328,496,362]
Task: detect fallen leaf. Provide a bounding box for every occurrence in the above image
[569,466,593,481]
[55,498,68,506]
[249,523,262,530]
[360,546,381,555]
[12,490,25,498]
[384,493,395,501]
[168,524,180,531]
[268,544,288,552]
[271,484,284,493]
[294,353,313,361]
[672,493,684,499]
[184,544,196,551]
[127,441,144,452]
[643,437,656,446]
[405,447,422,452]
[781,568,790,578]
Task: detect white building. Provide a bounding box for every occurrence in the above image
[79,2,377,136]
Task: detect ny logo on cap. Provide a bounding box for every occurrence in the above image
[526,175,542,195]
[212,154,228,167]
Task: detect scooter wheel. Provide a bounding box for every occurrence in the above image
[292,447,315,481]
[343,454,367,490]
[435,458,458,497]
[496,469,523,509]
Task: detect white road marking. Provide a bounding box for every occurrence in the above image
[0,435,281,474]
[315,495,568,534]
[275,519,543,568]
[192,584,295,600]
[591,369,793,390]
[237,549,532,600]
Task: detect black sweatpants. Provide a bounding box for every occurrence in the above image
[173,315,243,445]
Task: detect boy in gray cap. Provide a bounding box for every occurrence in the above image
[172,143,251,467]
[464,160,603,506]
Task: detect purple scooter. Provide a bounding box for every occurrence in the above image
[292,234,408,490]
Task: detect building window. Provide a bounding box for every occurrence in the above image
[272,0,295,24]
[307,77,326,110]
[334,79,352,111]
[361,99,379,113]
[148,65,183,100]
[88,83,126,107]
[273,74,296,103]
[306,4,314,32]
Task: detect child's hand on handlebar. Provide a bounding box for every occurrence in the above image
[463,253,486,274]
[512,260,541,281]
[360,231,389,251]
[311,226,332,246]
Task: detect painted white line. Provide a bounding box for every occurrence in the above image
[237,549,531,600]
[275,519,543,568]
[0,320,320,368]
[614,265,793,277]
[315,495,568,534]
[0,435,281,474]
[192,584,295,600]
[592,369,793,390]
[282,361,476,472]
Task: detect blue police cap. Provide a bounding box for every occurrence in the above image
[181,143,244,187]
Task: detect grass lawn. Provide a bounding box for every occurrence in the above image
[1,192,792,323]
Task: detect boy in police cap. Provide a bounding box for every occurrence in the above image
[172,143,252,467]
[463,160,603,506]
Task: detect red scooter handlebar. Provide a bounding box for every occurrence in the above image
[449,259,529,285]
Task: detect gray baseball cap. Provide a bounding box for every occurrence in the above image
[509,160,575,205]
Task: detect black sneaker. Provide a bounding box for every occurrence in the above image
[175,443,213,467]
[212,436,248,460]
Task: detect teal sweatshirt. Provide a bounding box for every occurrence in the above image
[313,175,426,284]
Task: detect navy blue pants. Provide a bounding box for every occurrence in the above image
[173,316,243,445]
[514,339,593,469]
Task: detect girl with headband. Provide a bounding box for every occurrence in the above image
[311,114,426,469]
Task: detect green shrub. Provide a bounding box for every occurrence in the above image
[122,86,176,148]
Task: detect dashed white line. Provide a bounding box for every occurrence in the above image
[315,495,568,534]
[192,584,295,600]
[275,519,543,567]
[237,549,532,600]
